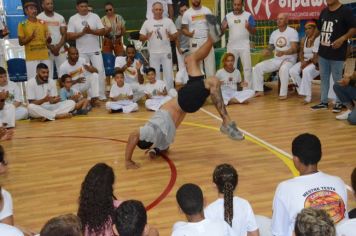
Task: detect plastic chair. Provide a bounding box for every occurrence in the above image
[7,58,27,101]
[102,53,116,77]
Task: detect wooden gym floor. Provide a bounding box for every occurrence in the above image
[0,82,355,235]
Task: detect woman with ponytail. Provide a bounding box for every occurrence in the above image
[204,163,260,236]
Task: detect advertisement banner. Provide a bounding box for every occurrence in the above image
[245,0,328,20]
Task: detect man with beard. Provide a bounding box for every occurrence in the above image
[26,63,75,121]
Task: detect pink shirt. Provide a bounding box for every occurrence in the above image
[84,200,122,236]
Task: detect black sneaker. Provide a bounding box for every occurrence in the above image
[205,14,222,43]
[311,103,328,110]
[332,102,343,113]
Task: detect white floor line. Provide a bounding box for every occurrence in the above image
[200,107,354,193]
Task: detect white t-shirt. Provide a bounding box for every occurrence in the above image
[37,12,66,52]
[144,80,167,96]
[336,218,356,236]
[172,218,234,236]
[271,172,348,236]
[114,56,143,84]
[146,0,172,19]
[182,6,212,39]
[205,197,258,236]
[303,36,320,61]
[109,83,133,98]
[67,12,104,53]
[269,26,299,62]
[140,18,177,54]
[0,224,24,236]
[26,78,58,101]
[0,81,24,104]
[0,188,13,221]
[216,68,241,91]
[59,58,89,80]
[226,11,253,49]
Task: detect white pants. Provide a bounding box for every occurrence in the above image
[222,88,255,105]
[289,62,320,98]
[80,52,106,100]
[28,100,75,120]
[26,60,52,80]
[252,58,295,96]
[149,52,174,90]
[227,47,252,88]
[175,48,189,85]
[190,38,215,77]
[105,100,138,113]
[0,104,16,128]
[145,96,172,111]
[72,72,100,99]
[49,52,67,79]
[127,82,145,102]
[15,106,29,120]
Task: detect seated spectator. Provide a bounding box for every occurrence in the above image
[105,71,138,113]
[0,90,16,128]
[289,20,320,104]
[26,63,75,121]
[335,167,356,236]
[101,2,126,56]
[271,133,348,236]
[0,145,8,174]
[204,163,259,236]
[251,13,298,99]
[0,185,13,225]
[40,214,82,236]
[294,208,335,236]
[333,64,356,124]
[0,223,24,236]
[0,67,28,120]
[114,45,145,102]
[172,183,234,236]
[112,200,159,236]
[144,67,173,111]
[216,53,255,105]
[78,163,121,236]
[59,74,90,115]
[59,47,100,106]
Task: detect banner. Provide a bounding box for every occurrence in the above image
[244,0,328,20]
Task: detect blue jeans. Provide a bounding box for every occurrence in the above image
[319,56,344,104]
[333,83,356,125]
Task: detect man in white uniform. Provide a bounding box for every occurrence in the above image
[182,0,215,77]
[271,133,348,236]
[251,13,298,99]
[37,0,67,79]
[67,0,107,100]
[222,0,256,88]
[0,67,28,122]
[140,2,178,91]
[146,0,173,19]
[26,63,75,121]
[59,47,99,104]
[114,45,145,102]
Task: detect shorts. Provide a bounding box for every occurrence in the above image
[178,75,210,113]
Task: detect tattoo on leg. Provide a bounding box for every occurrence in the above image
[210,87,229,124]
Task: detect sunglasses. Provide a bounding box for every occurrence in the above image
[106,8,113,12]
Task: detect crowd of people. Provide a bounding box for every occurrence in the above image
[0,0,354,235]
[0,133,355,236]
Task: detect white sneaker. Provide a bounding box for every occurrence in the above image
[336,110,351,120]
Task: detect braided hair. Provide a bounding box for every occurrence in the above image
[213,163,238,226]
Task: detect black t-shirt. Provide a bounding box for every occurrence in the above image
[318,5,356,61]
[349,208,356,219]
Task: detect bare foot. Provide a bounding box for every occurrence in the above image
[55,113,73,119]
[125,160,140,169]
[255,91,264,97]
[0,128,13,141]
[278,96,287,100]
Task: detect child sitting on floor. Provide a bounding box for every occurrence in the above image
[144,67,172,111]
[106,71,138,113]
[59,74,90,115]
